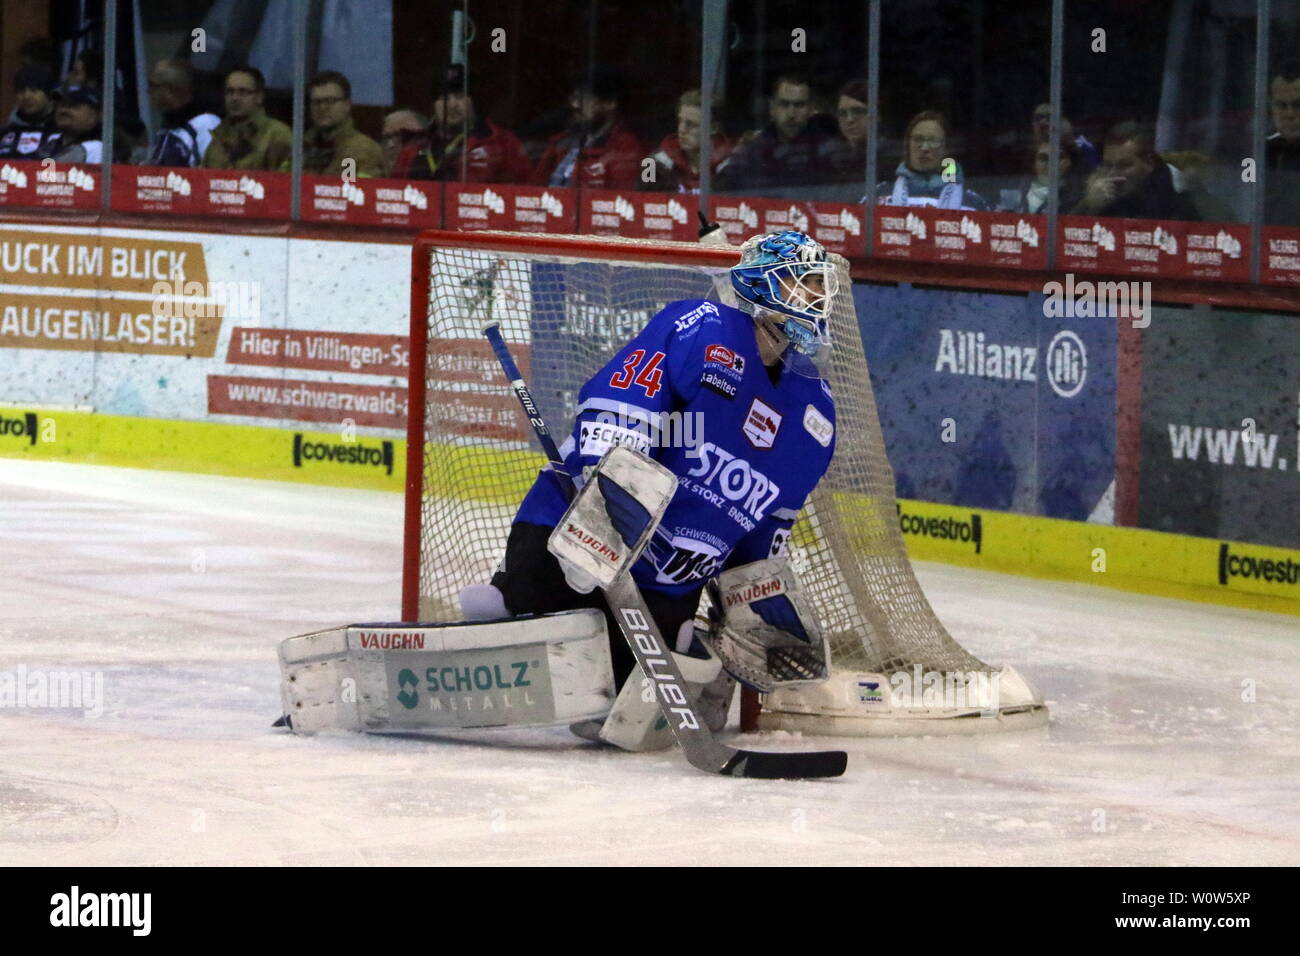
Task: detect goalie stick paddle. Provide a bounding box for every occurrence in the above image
[482,322,847,780]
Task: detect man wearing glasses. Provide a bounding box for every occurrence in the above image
[299,70,382,178]
[203,66,292,172]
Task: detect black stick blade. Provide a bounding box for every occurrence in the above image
[720,748,848,779]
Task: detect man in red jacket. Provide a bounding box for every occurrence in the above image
[531,67,643,190]
[641,89,734,193]
[395,65,531,183]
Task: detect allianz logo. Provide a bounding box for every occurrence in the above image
[935,328,1087,398]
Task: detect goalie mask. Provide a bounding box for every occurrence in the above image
[729,231,838,357]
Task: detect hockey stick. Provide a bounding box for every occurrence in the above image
[483,321,846,779]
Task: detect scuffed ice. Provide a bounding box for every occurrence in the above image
[1,459,1297,865]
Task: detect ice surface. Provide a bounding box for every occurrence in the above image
[1,458,1297,865]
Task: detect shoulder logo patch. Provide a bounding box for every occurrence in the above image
[804,404,833,447]
[743,397,782,449]
[673,301,719,335]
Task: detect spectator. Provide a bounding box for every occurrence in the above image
[714,73,837,193]
[395,65,531,182]
[640,89,733,193]
[531,67,643,189]
[1030,102,1099,170]
[62,50,102,92]
[875,110,989,210]
[204,67,292,171]
[820,79,869,184]
[1070,121,1199,221]
[1162,150,1235,224]
[1000,137,1086,214]
[1265,59,1300,225]
[143,59,220,167]
[0,63,60,159]
[47,86,126,163]
[299,70,382,177]
[381,108,427,177]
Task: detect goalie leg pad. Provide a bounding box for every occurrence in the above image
[703,557,830,693]
[547,445,677,593]
[572,623,735,752]
[278,610,614,734]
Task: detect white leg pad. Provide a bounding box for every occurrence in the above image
[597,649,726,752]
[279,610,613,734]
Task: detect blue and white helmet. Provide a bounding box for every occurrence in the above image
[729,231,838,356]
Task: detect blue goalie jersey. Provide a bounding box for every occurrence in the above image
[515,298,837,597]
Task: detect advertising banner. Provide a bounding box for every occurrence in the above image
[0,221,404,440]
[299,175,441,228]
[853,281,1116,521]
[1260,227,1300,286]
[110,166,291,220]
[871,206,1047,270]
[0,159,100,210]
[580,189,699,242]
[443,183,577,233]
[1057,215,1249,281]
[1138,306,1300,549]
[709,196,867,257]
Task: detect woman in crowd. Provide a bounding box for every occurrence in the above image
[874,110,988,211]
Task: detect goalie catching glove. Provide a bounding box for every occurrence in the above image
[701,556,830,693]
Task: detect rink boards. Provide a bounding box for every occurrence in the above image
[2,405,1297,618]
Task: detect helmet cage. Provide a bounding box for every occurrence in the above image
[756,259,837,352]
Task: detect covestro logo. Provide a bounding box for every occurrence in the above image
[291,433,394,475]
[897,504,983,554]
[0,411,38,446]
[1217,543,1300,590]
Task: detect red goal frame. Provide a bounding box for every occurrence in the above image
[402,229,762,726]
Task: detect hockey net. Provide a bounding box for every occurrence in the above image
[403,230,1047,735]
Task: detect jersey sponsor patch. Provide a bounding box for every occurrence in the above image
[17,131,43,155]
[701,370,737,399]
[770,526,791,558]
[743,397,782,449]
[579,419,652,457]
[683,441,781,527]
[654,533,725,585]
[803,404,833,447]
[704,344,745,374]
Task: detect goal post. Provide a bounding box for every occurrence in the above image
[404,229,1048,737]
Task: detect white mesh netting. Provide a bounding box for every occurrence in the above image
[409,232,993,686]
